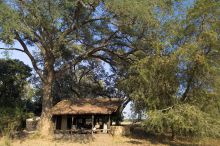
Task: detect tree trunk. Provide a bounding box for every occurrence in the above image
[115,113,121,126]
[39,59,55,136]
[171,126,176,141]
[115,98,131,125]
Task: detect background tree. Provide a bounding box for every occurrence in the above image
[0,59,33,135]
[0,59,32,107]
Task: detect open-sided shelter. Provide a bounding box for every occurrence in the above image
[51,98,122,134]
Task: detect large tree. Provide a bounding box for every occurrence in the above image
[0,0,174,135]
[118,0,220,139]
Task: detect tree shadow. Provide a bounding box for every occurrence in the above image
[11,131,95,145]
[54,133,95,144]
[126,140,143,145]
[11,130,30,142]
[4,130,39,145]
[129,125,214,146]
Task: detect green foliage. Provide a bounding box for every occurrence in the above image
[117,0,220,138]
[106,0,177,24]
[0,1,20,44]
[52,62,113,100]
[144,104,220,138]
[130,101,146,121]
[0,107,33,136]
[120,54,179,110]
[0,59,32,107]
[0,59,34,135]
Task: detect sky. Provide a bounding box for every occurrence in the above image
[0,42,32,66]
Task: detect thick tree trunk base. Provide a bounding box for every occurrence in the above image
[38,113,53,137]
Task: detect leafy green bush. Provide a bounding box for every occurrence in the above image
[0,107,33,136]
[144,104,220,138]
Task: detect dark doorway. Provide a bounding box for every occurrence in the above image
[67,116,72,129]
[56,115,62,130]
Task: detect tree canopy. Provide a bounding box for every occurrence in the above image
[0,59,32,107]
[117,0,220,139]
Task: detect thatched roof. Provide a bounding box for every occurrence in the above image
[51,98,122,115]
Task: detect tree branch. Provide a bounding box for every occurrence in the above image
[181,64,198,102]
[122,97,131,109]
[116,96,131,114]
[159,105,174,112]
[90,54,117,72]
[0,48,24,52]
[60,17,108,41]
[56,31,119,77]
[78,68,93,85]
[15,33,44,80]
[77,0,95,10]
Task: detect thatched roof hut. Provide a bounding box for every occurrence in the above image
[51,98,122,133]
[51,98,122,115]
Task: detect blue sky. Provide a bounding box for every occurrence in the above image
[0,42,32,66]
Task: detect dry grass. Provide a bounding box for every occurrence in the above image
[0,133,220,146]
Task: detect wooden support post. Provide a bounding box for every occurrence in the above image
[92,115,94,135]
[76,116,77,127]
[61,115,67,130]
[71,116,74,136]
[54,116,57,131]
[108,114,111,129]
[72,116,74,126]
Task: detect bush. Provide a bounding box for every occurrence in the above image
[0,107,33,136]
[143,104,220,139]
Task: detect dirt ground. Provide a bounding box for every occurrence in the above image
[1,133,220,146]
[0,134,161,146]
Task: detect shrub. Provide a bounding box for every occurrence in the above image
[143,104,220,139]
[0,107,33,136]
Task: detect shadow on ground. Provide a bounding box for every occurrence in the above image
[54,134,95,144]
[126,140,143,145]
[11,131,95,144]
[6,128,220,146]
[129,125,215,146]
